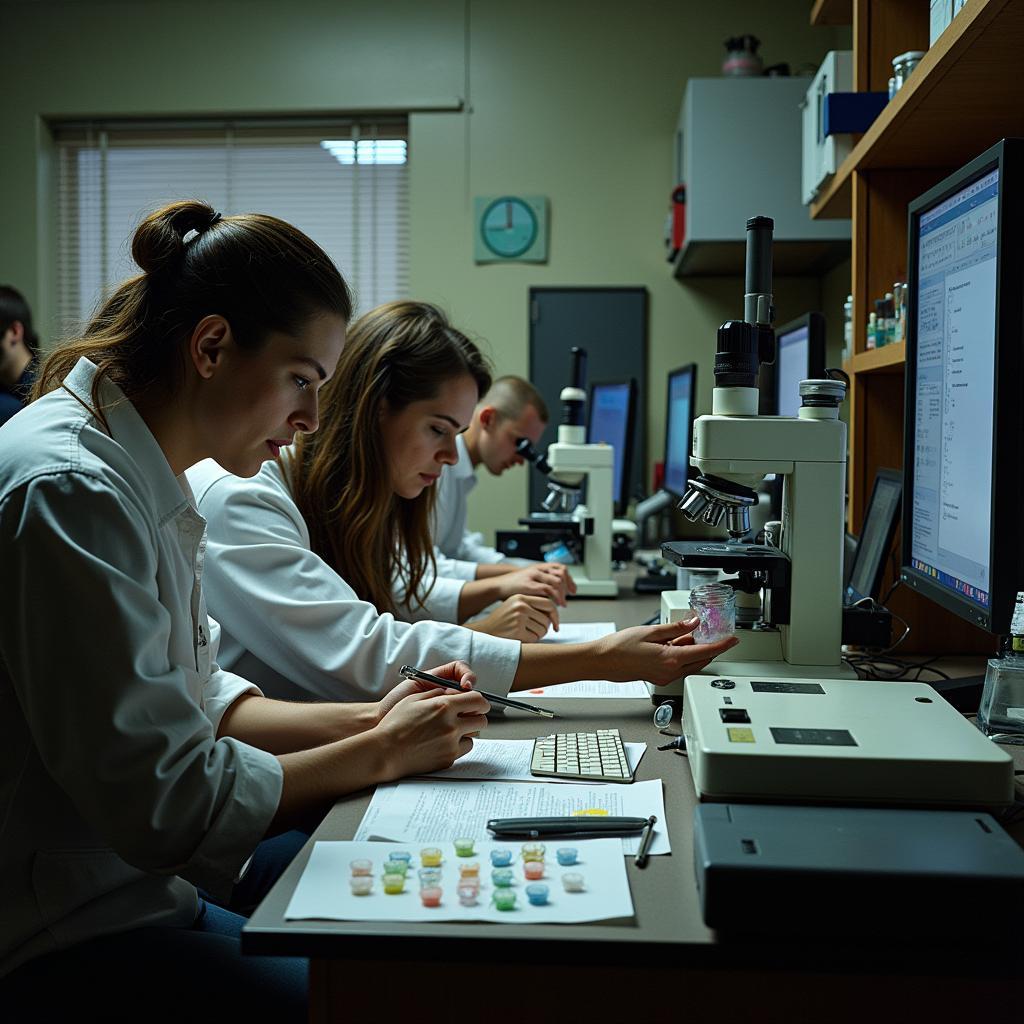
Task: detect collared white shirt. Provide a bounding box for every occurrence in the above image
[187,454,521,705]
[0,359,282,978]
[432,433,508,571]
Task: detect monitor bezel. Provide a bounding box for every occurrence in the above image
[760,312,827,417]
[663,362,698,501]
[900,138,1024,636]
[586,377,637,517]
[847,467,903,604]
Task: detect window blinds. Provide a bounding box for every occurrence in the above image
[54,120,409,335]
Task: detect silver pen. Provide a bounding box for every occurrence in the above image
[399,665,557,719]
[634,815,657,868]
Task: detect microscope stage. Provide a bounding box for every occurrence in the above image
[682,674,1014,807]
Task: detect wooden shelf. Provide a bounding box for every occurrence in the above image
[810,0,852,27]
[811,0,1024,219]
[849,341,905,375]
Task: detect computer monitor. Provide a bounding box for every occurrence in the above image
[846,468,902,606]
[763,313,827,417]
[587,379,637,516]
[901,138,1024,635]
[663,363,697,500]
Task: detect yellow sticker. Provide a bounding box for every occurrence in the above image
[727,727,755,743]
[571,808,610,816]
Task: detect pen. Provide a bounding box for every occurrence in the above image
[487,816,650,838]
[634,815,657,869]
[399,665,556,719]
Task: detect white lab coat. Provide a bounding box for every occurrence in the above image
[432,434,508,569]
[0,359,282,978]
[187,455,521,705]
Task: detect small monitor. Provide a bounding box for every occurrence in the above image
[587,379,637,516]
[763,313,827,417]
[901,138,1024,634]
[663,363,697,500]
[846,469,902,605]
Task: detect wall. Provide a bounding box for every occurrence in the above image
[0,0,851,536]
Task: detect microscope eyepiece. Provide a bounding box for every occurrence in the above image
[515,437,552,476]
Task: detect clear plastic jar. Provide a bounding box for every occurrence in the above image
[689,582,737,643]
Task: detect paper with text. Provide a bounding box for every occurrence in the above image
[422,737,647,783]
[355,778,669,856]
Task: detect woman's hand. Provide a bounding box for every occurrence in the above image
[375,661,476,722]
[375,678,490,779]
[595,618,740,686]
[466,595,558,642]
[493,564,575,606]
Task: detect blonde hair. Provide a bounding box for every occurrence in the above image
[290,301,492,615]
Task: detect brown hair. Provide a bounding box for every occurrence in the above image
[289,300,492,615]
[32,200,352,418]
[483,375,549,424]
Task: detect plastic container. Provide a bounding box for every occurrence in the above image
[891,51,926,92]
[689,582,737,643]
[978,655,1024,743]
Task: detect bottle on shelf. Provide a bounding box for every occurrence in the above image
[842,293,853,363]
[866,311,877,350]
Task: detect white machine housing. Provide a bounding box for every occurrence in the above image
[651,387,854,695]
[683,673,1014,807]
[546,419,616,598]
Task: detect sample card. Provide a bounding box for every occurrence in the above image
[284,839,634,924]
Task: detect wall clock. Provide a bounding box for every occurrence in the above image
[474,195,548,263]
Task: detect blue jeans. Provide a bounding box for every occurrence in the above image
[0,831,309,1022]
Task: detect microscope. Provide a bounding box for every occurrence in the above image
[650,216,853,698]
[500,347,618,597]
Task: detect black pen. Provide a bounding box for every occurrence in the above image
[487,816,650,838]
[399,665,556,719]
[634,815,657,868]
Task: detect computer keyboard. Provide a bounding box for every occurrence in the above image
[530,728,634,783]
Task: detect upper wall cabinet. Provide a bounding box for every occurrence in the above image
[673,77,850,277]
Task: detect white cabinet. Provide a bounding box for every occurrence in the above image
[801,51,854,206]
[674,77,850,277]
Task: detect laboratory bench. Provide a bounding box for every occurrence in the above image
[244,566,1024,1023]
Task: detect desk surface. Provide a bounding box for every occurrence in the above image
[244,568,1023,979]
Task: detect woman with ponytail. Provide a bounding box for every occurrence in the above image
[0,203,488,1019]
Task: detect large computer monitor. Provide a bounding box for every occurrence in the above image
[901,138,1024,635]
[587,379,637,516]
[663,363,697,500]
[762,312,827,417]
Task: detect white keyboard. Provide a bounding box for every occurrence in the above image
[530,728,634,783]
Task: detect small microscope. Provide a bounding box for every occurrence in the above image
[510,347,617,597]
[651,216,854,697]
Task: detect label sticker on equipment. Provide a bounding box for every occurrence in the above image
[727,727,755,743]
[770,727,857,746]
[751,681,826,695]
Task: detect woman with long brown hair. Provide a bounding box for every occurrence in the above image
[191,300,738,706]
[0,206,488,1018]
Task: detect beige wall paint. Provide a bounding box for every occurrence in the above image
[1,0,850,537]
[410,2,850,534]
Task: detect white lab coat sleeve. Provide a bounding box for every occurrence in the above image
[393,568,465,624]
[0,474,282,896]
[433,548,478,581]
[198,474,520,700]
[453,529,508,565]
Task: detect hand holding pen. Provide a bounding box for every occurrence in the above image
[400,665,556,719]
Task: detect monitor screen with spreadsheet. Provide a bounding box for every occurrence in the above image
[900,138,1024,635]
